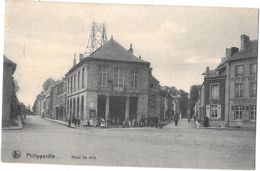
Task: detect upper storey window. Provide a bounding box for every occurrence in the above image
[250,63,257,76]
[210,83,219,100]
[114,67,124,88]
[130,69,138,88]
[98,66,107,87]
[235,65,244,77]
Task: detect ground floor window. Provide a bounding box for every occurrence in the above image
[235,106,243,120]
[210,105,218,118]
[249,105,256,121]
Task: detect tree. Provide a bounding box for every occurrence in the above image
[42,78,56,91]
[189,85,200,117]
[178,89,189,118]
[161,86,178,96]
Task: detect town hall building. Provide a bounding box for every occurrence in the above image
[65,37,163,124]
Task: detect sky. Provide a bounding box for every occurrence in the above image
[3,1,259,107]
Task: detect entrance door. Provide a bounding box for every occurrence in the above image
[129,97,138,120]
[109,96,126,123]
[97,95,106,119]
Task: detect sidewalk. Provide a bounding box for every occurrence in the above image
[2,118,23,130]
[38,115,76,128]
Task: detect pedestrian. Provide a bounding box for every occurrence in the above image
[68,115,71,127]
[72,116,77,127]
[154,115,159,128]
[204,116,209,127]
[194,116,200,128]
[77,118,80,127]
[174,114,178,126]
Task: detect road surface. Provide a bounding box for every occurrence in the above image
[1,115,255,169]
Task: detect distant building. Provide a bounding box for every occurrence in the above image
[2,56,17,127]
[198,35,257,128]
[50,80,66,120]
[33,94,42,116]
[65,37,167,124]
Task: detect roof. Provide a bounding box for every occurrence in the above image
[227,40,258,61]
[66,38,150,76]
[3,55,16,73]
[88,38,150,64]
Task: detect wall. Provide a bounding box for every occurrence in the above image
[228,58,257,128]
[204,76,226,127]
[2,65,14,127]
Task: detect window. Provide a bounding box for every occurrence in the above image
[210,84,219,99]
[210,105,218,118]
[249,82,257,98]
[235,65,244,77]
[235,106,243,120]
[67,78,70,94]
[235,83,243,98]
[98,66,107,87]
[74,74,76,91]
[70,76,73,93]
[130,69,138,88]
[250,63,257,75]
[78,71,80,90]
[114,67,124,88]
[249,105,256,121]
[82,68,85,88]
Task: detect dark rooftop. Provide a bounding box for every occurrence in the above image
[88,38,150,64]
[66,38,150,76]
[228,40,258,61]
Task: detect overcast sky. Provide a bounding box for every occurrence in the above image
[4,1,258,106]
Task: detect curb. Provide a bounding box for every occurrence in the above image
[41,116,76,129]
[197,127,255,130]
[2,125,23,130]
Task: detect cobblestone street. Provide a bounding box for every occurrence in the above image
[1,115,255,169]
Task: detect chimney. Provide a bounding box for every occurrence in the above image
[221,57,226,63]
[240,34,250,50]
[206,66,209,73]
[226,47,239,57]
[230,47,239,55]
[226,48,231,58]
[79,53,84,61]
[73,53,76,67]
[128,43,133,54]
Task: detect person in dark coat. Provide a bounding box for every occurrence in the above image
[204,116,209,127]
[72,116,77,127]
[154,115,159,128]
[174,114,179,126]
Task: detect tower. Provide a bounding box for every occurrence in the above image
[85,22,107,56]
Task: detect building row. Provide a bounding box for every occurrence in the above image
[33,37,180,125]
[195,35,258,128]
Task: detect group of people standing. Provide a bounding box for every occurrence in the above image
[67,112,181,128]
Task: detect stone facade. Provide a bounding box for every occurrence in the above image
[198,35,257,128]
[51,80,66,120]
[65,37,162,124]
